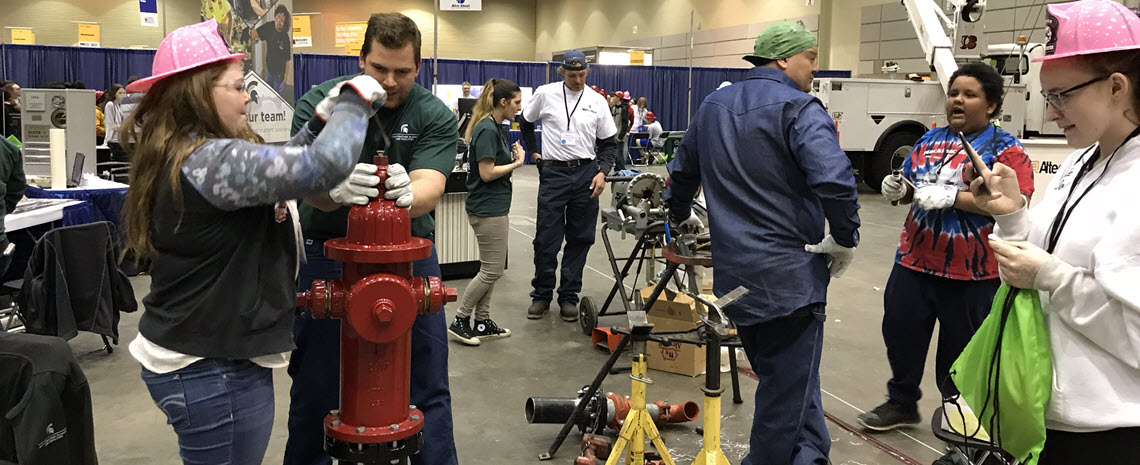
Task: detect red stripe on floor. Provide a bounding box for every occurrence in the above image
[736,367,924,465]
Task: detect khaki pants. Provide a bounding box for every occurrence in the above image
[457,214,509,320]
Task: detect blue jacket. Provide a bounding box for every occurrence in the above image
[664,66,861,325]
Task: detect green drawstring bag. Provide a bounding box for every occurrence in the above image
[949,284,1052,465]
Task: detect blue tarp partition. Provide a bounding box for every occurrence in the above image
[0,44,155,91]
[293,54,551,101]
[0,43,758,130]
[549,63,750,132]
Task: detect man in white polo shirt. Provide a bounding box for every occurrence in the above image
[519,49,619,321]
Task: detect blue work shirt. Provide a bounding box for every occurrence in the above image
[664,66,861,325]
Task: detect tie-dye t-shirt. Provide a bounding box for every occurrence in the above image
[896,125,1035,280]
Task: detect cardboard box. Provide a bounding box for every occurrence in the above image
[646,340,705,377]
[640,286,706,377]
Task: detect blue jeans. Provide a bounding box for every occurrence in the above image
[141,359,275,465]
[284,238,456,465]
[737,305,829,465]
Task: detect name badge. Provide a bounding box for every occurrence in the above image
[559,134,579,146]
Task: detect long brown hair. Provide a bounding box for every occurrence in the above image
[1075,50,1140,125]
[122,60,262,258]
[464,78,520,142]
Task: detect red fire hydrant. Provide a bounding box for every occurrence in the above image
[296,155,457,464]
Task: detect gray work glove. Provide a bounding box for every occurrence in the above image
[881,174,907,202]
[804,235,855,278]
[329,163,381,206]
[678,211,704,234]
[384,163,413,208]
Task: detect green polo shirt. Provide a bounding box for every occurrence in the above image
[292,76,458,240]
[464,117,513,217]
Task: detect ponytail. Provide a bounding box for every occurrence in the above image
[464,78,522,142]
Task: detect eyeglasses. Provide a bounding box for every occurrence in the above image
[1040,75,1109,110]
[216,80,247,94]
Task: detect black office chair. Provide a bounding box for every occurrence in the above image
[18,221,137,353]
[0,244,23,333]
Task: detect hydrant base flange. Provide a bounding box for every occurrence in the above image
[324,408,425,444]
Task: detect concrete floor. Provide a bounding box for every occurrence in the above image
[70,143,1074,465]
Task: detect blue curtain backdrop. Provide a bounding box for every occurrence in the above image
[550,63,750,132]
[1,44,774,130]
[1,44,155,91]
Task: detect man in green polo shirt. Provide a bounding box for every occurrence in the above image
[283,12,459,465]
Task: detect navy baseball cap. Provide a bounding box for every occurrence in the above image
[561,50,588,70]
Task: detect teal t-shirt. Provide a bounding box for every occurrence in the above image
[292,76,458,239]
[464,117,513,217]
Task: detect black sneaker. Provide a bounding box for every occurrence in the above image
[858,399,921,432]
[527,301,549,320]
[447,316,481,346]
[473,319,511,340]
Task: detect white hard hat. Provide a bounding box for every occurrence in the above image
[717,81,732,90]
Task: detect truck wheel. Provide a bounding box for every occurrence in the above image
[867,131,921,191]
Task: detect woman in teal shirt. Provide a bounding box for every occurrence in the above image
[448,78,524,346]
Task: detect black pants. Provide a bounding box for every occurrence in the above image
[881,264,999,404]
[1039,427,1140,465]
[529,160,599,306]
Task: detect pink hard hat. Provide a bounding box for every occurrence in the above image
[127,19,245,93]
[644,111,656,122]
[1034,0,1140,62]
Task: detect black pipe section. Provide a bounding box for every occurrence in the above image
[526,397,581,424]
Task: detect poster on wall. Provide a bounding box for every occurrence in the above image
[77,23,100,47]
[293,14,311,47]
[335,21,367,49]
[140,0,159,27]
[202,0,294,142]
[440,0,482,11]
[10,29,35,45]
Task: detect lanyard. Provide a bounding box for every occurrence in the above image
[562,84,584,131]
[1044,125,1140,253]
[928,125,994,183]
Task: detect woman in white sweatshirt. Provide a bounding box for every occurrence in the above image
[966,1,1140,463]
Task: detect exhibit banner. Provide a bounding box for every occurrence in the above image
[203,0,295,142]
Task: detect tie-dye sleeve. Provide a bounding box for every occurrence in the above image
[181,98,369,211]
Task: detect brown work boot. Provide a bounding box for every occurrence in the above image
[527,301,549,320]
[560,302,578,322]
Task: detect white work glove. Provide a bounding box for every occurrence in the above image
[384,163,413,208]
[328,163,381,206]
[339,75,387,106]
[678,211,704,233]
[914,184,959,211]
[313,83,342,123]
[314,76,387,122]
[881,174,907,202]
[804,235,855,278]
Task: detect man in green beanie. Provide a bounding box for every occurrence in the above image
[664,20,860,465]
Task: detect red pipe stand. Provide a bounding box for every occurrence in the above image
[296,155,457,464]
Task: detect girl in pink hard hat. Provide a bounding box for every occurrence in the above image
[967,1,1140,462]
[120,20,385,464]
